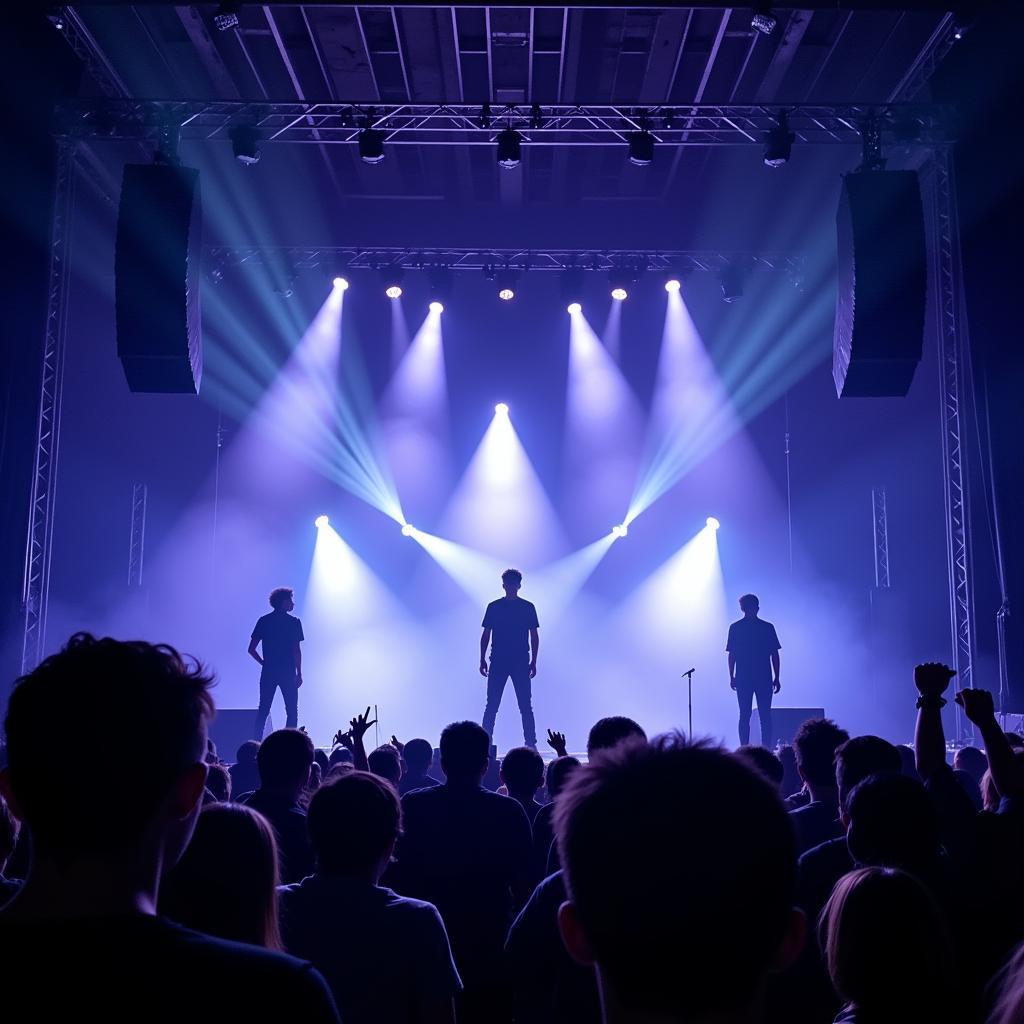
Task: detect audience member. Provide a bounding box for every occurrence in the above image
[399,737,441,796]
[736,744,785,790]
[368,744,402,788]
[205,761,232,802]
[160,802,281,948]
[778,743,805,805]
[241,728,316,883]
[0,794,20,908]
[954,745,989,786]
[500,746,545,822]
[555,734,805,1023]
[897,743,919,779]
[0,634,339,1021]
[789,718,850,855]
[280,771,461,1023]
[390,721,532,1024]
[531,755,581,878]
[821,866,958,1023]
[229,739,261,798]
[586,716,646,755]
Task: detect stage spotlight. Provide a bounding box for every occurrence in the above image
[498,287,515,301]
[47,8,66,30]
[495,402,509,416]
[214,2,241,31]
[401,523,415,537]
[718,263,745,303]
[567,302,582,315]
[429,300,444,314]
[611,287,627,301]
[628,130,655,167]
[496,267,518,301]
[665,278,681,293]
[380,266,404,299]
[478,103,492,129]
[497,128,522,169]
[314,515,329,529]
[751,5,777,34]
[230,124,260,165]
[763,113,795,168]
[385,284,402,299]
[358,127,386,164]
[332,276,349,290]
[530,104,544,129]
[612,524,629,538]
[706,516,721,531]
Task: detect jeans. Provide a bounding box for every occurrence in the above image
[737,678,774,748]
[482,660,537,748]
[255,668,298,737]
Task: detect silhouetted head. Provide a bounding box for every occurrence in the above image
[502,568,523,597]
[793,718,850,790]
[256,728,314,793]
[587,716,646,757]
[546,755,582,800]
[329,745,354,767]
[1,633,213,867]
[268,587,295,612]
[739,593,760,616]
[834,735,901,819]
[159,802,281,950]
[403,738,433,775]
[235,739,260,765]
[500,746,545,799]
[736,745,785,789]
[953,745,988,784]
[205,762,232,803]
[440,721,490,784]
[821,866,956,1017]
[556,734,803,1020]
[368,745,402,787]
[308,771,401,880]
[897,744,919,779]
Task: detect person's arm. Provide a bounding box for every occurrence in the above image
[248,636,264,666]
[546,729,568,758]
[480,628,491,676]
[957,688,1024,799]
[914,663,955,780]
[771,650,781,693]
[529,627,539,678]
[728,652,736,690]
[294,640,302,686]
[347,707,376,772]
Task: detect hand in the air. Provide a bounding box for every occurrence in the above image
[955,688,996,726]
[390,735,405,755]
[914,663,956,699]
[547,729,568,758]
[349,707,377,742]
[333,729,354,750]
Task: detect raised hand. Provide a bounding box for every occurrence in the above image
[333,728,354,750]
[955,688,996,725]
[390,734,405,755]
[547,729,568,758]
[349,707,377,742]
[914,663,956,699]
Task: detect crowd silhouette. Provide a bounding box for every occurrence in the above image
[2,635,1024,1023]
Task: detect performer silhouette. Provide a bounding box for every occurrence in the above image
[727,593,781,748]
[480,568,540,749]
[249,586,304,737]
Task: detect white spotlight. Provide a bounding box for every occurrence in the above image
[401,523,415,537]
[333,277,349,290]
[665,278,681,293]
[612,524,629,538]
[567,302,582,315]
[385,285,403,299]
[429,300,444,314]
[706,516,721,531]
[494,402,509,416]
[314,514,329,529]
[498,287,515,301]
[611,287,628,301]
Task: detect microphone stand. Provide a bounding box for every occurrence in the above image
[682,668,696,738]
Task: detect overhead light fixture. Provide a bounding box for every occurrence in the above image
[665,278,681,293]
[429,301,444,314]
[718,263,745,303]
[358,127,386,164]
[230,124,260,166]
[380,266,404,298]
[496,267,518,301]
[628,130,655,167]
[401,523,415,537]
[612,524,629,538]
[567,302,582,315]
[332,276,349,290]
[495,402,509,415]
[763,112,794,168]
[609,265,637,301]
[314,515,329,529]
[497,128,521,169]
[47,7,66,30]
[213,2,241,31]
[706,516,721,531]
[478,103,492,129]
[751,5,777,35]
[530,104,543,129]
[662,108,678,130]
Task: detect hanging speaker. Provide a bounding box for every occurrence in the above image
[115,164,202,393]
[833,170,927,398]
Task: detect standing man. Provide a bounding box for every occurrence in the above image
[727,593,781,749]
[249,586,304,737]
[480,569,540,749]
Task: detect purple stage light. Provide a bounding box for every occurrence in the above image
[386,285,403,299]
[494,402,509,416]
[706,516,721,531]
[314,514,329,529]
[333,277,349,290]
[498,287,515,301]
[665,278,681,293]
[429,300,444,314]
[567,302,582,315]
[610,287,628,301]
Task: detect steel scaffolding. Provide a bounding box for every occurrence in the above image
[128,483,148,589]
[872,488,892,591]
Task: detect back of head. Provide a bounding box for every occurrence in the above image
[735,745,785,788]
[2,633,213,861]
[206,762,232,802]
[440,720,490,782]
[236,740,260,766]
[586,716,646,757]
[822,867,955,1014]
[846,773,940,873]
[793,718,850,789]
[953,745,987,784]
[308,771,401,876]
[556,734,798,1019]
[256,728,314,791]
[268,586,294,610]
[159,802,281,949]
[403,738,433,774]
[368,745,402,787]
[500,746,545,796]
[834,735,901,808]
[739,593,759,614]
[546,755,581,799]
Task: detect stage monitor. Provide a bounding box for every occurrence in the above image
[115,163,203,393]
[753,707,826,748]
[833,170,927,398]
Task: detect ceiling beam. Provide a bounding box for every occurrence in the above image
[66,2,974,11]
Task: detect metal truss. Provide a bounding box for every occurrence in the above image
[209,245,803,276]
[21,141,75,675]
[55,99,951,149]
[871,488,891,590]
[128,483,148,589]
[923,147,975,716]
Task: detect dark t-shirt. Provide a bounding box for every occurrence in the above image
[252,611,304,674]
[241,790,315,884]
[483,598,539,662]
[726,616,781,684]
[0,913,339,1022]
